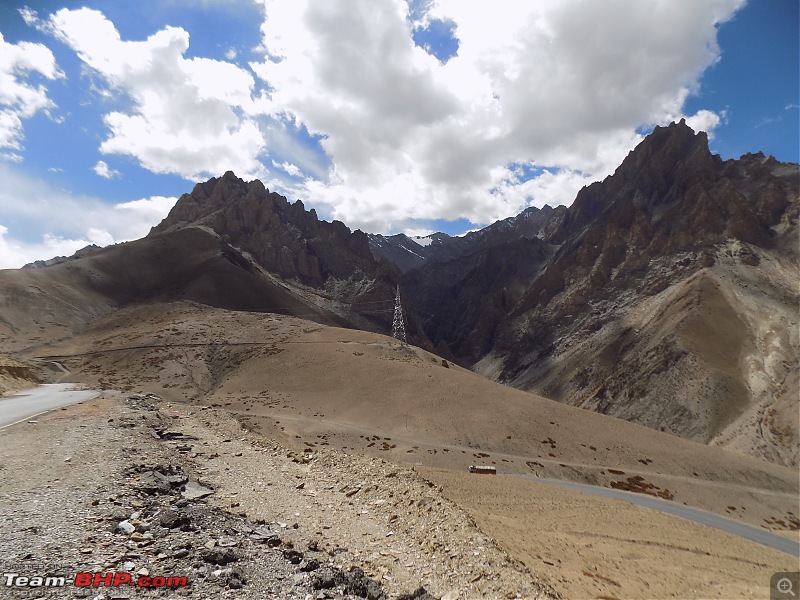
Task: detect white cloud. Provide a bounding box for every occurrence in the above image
[12,1,744,244]
[675,109,725,139]
[0,225,94,269]
[0,150,24,163]
[0,31,62,152]
[18,7,39,27]
[271,159,302,177]
[250,0,742,233]
[47,8,270,181]
[115,195,178,218]
[225,47,237,60]
[93,159,120,179]
[0,164,177,269]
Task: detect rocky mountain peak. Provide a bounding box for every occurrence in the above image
[151,172,383,289]
[617,118,715,180]
[552,121,720,242]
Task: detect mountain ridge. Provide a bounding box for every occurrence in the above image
[373,120,799,465]
[2,120,797,465]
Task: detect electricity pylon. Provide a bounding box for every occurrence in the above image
[391,285,406,343]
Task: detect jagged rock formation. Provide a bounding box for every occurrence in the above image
[368,205,566,276]
[150,172,432,341]
[372,205,567,362]
[368,232,455,274]
[375,120,798,466]
[485,122,799,466]
[153,172,382,289]
[2,122,796,466]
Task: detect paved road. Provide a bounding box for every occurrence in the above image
[0,384,98,429]
[515,475,800,557]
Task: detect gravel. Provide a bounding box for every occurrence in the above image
[0,391,556,599]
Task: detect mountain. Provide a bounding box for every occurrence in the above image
[3,152,797,600]
[150,172,435,343]
[367,205,567,361]
[368,232,453,274]
[0,173,432,360]
[1,121,796,466]
[153,172,381,288]
[368,205,567,276]
[22,244,101,269]
[0,226,347,356]
[378,120,798,466]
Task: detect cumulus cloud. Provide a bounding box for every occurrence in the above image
[93,159,120,179]
[0,31,62,153]
[47,7,269,180]
[250,0,743,232]
[685,109,724,136]
[14,1,745,242]
[0,164,176,269]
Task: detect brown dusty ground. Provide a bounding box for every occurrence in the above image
[6,301,799,599]
[33,304,797,525]
[418,467,798,600]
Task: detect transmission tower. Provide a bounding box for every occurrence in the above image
[391,285,407,344]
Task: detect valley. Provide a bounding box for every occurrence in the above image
[1,121,798,599]
[3,300,795,598]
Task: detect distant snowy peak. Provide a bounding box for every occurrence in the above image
[366,207,568,274]
[411,235,434,247]
[410,232,451,247]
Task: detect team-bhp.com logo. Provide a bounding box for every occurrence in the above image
[4,571,188,591]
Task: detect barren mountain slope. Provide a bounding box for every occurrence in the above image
[438,121,799,466]
[0,225,357,355]
[2,122,796,472]
[477,245,799,466]
[148,171,425,341]
[28,302,798,526]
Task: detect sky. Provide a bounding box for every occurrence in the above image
[0,0,797,268]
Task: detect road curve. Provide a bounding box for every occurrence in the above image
[0,384,98,429]
[513,474,800,557]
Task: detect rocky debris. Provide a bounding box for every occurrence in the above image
[175,404,555,599]
[182,478,215,500]
[155,429,200,441]
[158,509,192,530]
[0,394,314,598]
[397,587,436,600]
[0,392,554,599]
[283,549,305,564]
[201,546,241,565]
[115,520,135,535]
[301,558,322,572]
[311,566,385,599]
[132,464,189,494]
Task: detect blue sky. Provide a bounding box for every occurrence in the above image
[0,0,797,267]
